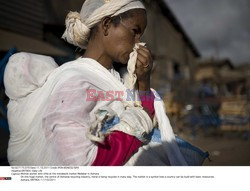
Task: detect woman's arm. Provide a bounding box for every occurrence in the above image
[136,45,155,119]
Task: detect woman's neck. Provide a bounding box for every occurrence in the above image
[83,40,113,69]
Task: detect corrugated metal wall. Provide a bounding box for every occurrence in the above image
[0,0,45,39]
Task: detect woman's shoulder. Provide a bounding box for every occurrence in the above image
[53,57,109,83]
[49,58,104,90]
[57,57,98,73]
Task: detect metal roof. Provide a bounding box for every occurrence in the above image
[0,0,45,39]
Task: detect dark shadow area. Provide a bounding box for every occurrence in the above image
[0,128,9,166]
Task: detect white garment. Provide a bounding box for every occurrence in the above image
[4,53,152,165]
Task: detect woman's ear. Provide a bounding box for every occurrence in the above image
[101,17,112,36]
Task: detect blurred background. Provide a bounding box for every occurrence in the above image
[0,0,250,166]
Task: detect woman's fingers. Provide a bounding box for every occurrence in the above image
[138,45,150,55]
[137,55,152,70]
[138,46,151,60]
[136,58,144,68]
[135,45,153,83]
[134,45,152,90]
[137,53,147,65]
[137,46,152,68]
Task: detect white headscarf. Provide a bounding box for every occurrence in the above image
[62,0,145,49]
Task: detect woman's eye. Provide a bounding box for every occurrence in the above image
[132,29,138,36]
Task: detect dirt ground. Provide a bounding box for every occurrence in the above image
[1,127,250,166]
[178,130,250,166]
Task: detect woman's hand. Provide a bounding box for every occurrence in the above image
[135,45,153,92]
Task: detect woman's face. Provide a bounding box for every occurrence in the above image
[103,9,147,64]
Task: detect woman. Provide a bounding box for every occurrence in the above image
[4,0,208,166]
